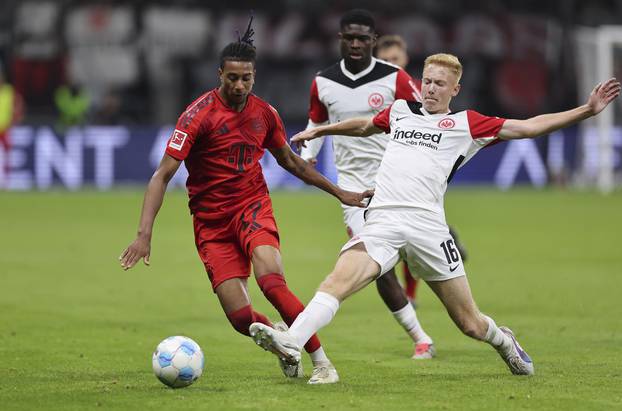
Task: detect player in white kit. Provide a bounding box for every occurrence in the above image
[375,33,469,306]
[250,53,620,377]
[300,9,435,361]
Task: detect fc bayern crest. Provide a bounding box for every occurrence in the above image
[438,118,455,129]
[368,93,384,109]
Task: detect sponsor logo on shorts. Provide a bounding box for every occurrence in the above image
[168,129,188,150]
[449,264,459,272]
[438,118,455,129]
[368,93,384,109]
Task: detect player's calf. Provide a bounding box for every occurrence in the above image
[226,305,271,336]
[455,314,488,340]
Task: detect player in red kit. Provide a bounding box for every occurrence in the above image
[119,19,371,384]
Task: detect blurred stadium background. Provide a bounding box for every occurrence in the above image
[0,0,621,192]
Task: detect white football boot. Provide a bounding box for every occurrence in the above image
[273,322,304,378]
[249,322,302,369]
[308,361,339,384]
[497,326,534,375]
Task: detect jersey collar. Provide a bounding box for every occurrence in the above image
[213,88,253,113]
[420,106,451,116]
[339,57,377,81]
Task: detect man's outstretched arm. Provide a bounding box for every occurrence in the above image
[291,117,381,149]
[269,144,373,208]
[119,154,181,270]
[498,78,620,140]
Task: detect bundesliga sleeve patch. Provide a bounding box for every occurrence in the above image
[168,129,188,150]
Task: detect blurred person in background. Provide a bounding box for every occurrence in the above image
[92,88,123,125]
[375,34,469,306]
[54,82,90,132]
[119,18,372,384]
[375,35,409,69]
[299,9,436,360]
[0,68,23,189]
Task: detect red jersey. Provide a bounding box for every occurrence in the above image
[165,89,287,220]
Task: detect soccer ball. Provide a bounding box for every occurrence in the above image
[152,336,204,388]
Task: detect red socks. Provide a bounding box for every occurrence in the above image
[226,305,272,336]
[257,273,321,353]
[403,262,418,301]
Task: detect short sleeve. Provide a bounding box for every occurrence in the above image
[372,104,393,133]
[466,110,506,145]
[395,70,421,102]
[165,108,203,161]
[263,105,288,149]
[308,78,329,123]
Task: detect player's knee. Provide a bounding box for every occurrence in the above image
[251,245,282,275]
[226,305,254,336]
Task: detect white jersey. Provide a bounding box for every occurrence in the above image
[301,58,421,192]
[370,99,506,213]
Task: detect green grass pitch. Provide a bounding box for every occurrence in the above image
[1,188,621,410]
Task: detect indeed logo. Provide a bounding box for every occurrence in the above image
[393,128,442,143]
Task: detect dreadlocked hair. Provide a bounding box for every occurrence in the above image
[220,14,257,68]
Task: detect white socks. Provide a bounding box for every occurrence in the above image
[392,303,433,345]
[483,315,511,353]
[288,291,340,349]
[309,347,329,365]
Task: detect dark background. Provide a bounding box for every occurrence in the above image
[1,0,620,126]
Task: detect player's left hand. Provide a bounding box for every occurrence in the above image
[587,78,621,115]
[338,188,375,208]
[291,129,320,150]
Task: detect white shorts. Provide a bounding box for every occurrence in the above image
[341,207,466,282]
[342,205,366,237]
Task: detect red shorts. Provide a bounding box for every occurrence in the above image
[193,196,280,291]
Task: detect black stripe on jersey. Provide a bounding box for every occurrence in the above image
[406,101,424,115]
[447,155,465,184]
[317,61,399,89]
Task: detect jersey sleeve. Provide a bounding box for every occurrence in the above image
[263,105,288,149]
[372,104,393,133]
[300,119,326,160]
[165,108,203,161]
[308,78,329,123]
[466,110,506,146]
[395,70,422,102]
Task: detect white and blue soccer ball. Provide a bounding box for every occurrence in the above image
[152,336,204,388]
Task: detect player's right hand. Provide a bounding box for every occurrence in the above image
[338,188,375,208]
[119,236,151,270]
[291,129,320,150]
